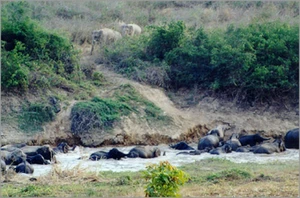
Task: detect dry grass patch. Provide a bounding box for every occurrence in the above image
[37,163,108,185]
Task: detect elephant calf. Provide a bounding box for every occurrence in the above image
[127,146,161,158]
[224,133,242,151]
[169,141,195,150]
[89,148,127,160]
[210,144,232,155]
[27,154,50,165]
[53,142,76,154]
[14,162,34,174]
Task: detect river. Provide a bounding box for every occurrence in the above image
[29,144,299,177]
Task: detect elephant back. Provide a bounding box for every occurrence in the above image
[198,134,220,150]
[284,128,299,149]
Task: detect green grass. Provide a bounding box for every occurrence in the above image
[1,159,298,197]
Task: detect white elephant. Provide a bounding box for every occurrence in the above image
[121,23,142,36]
[90,28,122,55]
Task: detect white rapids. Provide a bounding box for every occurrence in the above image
[29,144,299,177]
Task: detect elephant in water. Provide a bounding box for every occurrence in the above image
[224,133,242,151]
[209,144,232,155]
[89,148,127,160]
[284,128,299,149]
[207,123,231,141]
[176,148,210,155]
[252,138,286,154]
[26,154,50,165]
[236,145,252,152]
[0,149,27,165]
[127,146,161,158]
[53,142,76,154]
[14,161,34,174]
[20,145,55,161]
[169,141,195,150]
[198,130,221,150]
[239,133,270,147]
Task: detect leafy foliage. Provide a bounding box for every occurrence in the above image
[1,1,81,92]
[147,21,186,60]
[142,161,190,197]
[70,97,132,134]
[103,20,299,104]
[70,84,172,134]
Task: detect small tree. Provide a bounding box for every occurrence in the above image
[142,161,190,197]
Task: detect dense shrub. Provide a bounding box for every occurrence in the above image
[143,161,190,197]
[146,21,186,60]
[1,1,80,92]
[1,41,30,91]
[103,20,298,104]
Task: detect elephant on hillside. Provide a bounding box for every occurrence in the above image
[26,154,50,165]
[90,28,122,55]
[121,23,142,36]
[239,133,270,147]
[0,149,26,165]
[169,141,195,150]
[20,145,55,161]
[53,142,76,154]
[89,148,127,160]
[127,146,161,158]
[284,128,299,149]
[14,161,34,174]
[198,130,221,150]
[209,143,232,155]
[252,138,286,154]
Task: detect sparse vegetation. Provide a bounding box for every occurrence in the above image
[18,103,56,133]
[70,84,172,134]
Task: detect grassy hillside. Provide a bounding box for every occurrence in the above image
[1,1,299,137]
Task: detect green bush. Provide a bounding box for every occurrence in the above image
[70,97,132,134]
[1,41,30,91]
[142,161,190,197]
[1,1,80,92]
[146,21,186,60]
[102,20,298,104]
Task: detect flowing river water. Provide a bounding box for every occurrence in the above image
[29,144,299,177]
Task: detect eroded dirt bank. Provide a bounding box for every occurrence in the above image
[1,54,298,147]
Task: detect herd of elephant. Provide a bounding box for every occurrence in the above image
[1,125,298,175]
[90,22,142,55]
